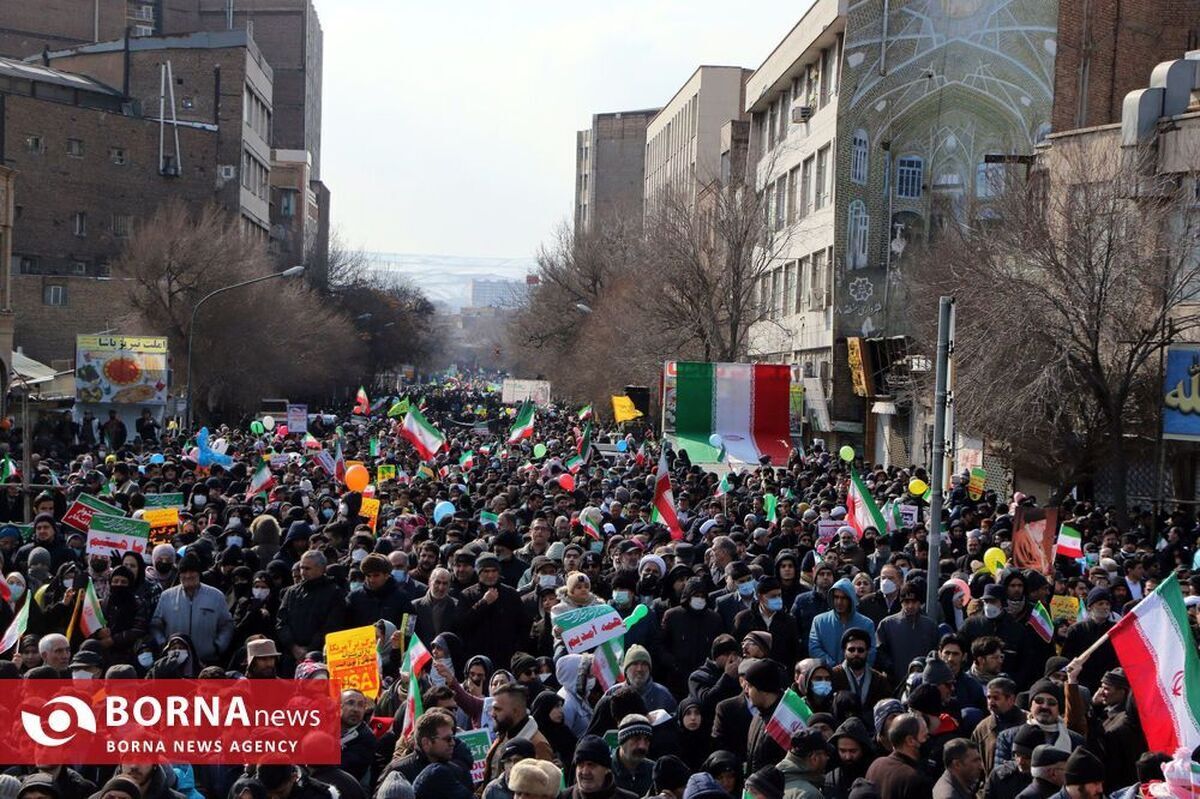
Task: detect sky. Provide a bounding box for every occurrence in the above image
[317,1,810,262]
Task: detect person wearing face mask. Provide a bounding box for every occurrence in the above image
[714,562,757,631]
[858,564,904,625]
[387,550,427,603]
[608,569,662,654]
[231,571,278,653]
[413,567,461,643]
[1060,588,1117,693]
[875,583,938,675]
[146,544,179,592]
[346,553,413,628]
[97,565,149,666]
[248,514,282,566]
[661,577,724,698]
[733,577,800,669]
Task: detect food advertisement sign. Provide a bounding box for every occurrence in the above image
[76,336,169,405]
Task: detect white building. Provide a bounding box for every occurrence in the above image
[745,0,846,396]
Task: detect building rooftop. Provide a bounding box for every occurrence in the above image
[33,30,272,81]
[0,56,122,97]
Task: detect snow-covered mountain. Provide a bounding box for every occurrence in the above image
[365,252,537,310]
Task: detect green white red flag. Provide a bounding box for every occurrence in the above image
[247,462,275,496]
[650,450,685,541]
[400,409,446,461]
[0,596,29,653]
[564,454,583,474]
[577,422,593,462]
[354,386,370,415]
[591,638,624,691]
[1056,525,1083,558]
[846,467,886,539]
[578,404,593,421]
[334,438,346,484]
[1028,601,1054,643]
[1109,571,1200,753]
[669,361,792,464]
[507,401,535,444]
[80,578,107,636]
[459,450,475,470]
[764,688,814,749]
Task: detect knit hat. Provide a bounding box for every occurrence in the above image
[500,738,536,762]
[1064,748,1105,786]
[1029,678,1064,708]
[507,760,561,798]
[741,658,781,693]
[412,763,471,799]
[872,698,904,736]
[1101,668,1129,691]
[683,773,732,799]
[0,776,18,799]
[511,652,537,675]
[617,713,653,744]
[711,634,739,659]
[906,683,942,715]
[922,659,954,686]
[789,728,829,757]
[361,553,390,575]
[743,766,784,799]
[1043,656,1069,678]
[1013,724,1044,756]
[742,630,773,653]
[573,734,611,768]
[374,772,414,799]
[1085,587,1112,607]
[474,552,500,571]
[652,756,691,792]
[17,775,60,799]
[95,777,141,799]
[1031,744,1070,767]
[622,644,652,672]
[847,779,881,799]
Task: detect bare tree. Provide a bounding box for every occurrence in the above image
[909,139,1200,511]
[322,227,370,290]
[113,200,364,418]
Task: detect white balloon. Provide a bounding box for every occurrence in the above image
[262,415,276,430]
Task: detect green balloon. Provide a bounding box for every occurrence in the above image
[839,445,855,462]
[533,443,547,459]
[624,603,649,630]
[250,421,265,435]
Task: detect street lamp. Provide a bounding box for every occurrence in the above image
[184,265,305,429]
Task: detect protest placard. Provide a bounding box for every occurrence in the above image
[456,729,492,784]
[900,504,920,528]
[63,494,125,533]
[143,508,180,548]
[86,514,150,559]
[143,493,184,510]
[1049,595,1082,622]
[325,625,379,699]
[286,404,308,434]
[376,465,396,484]
[553,603,625,654]
[360,497,380,532]
[968,467,987,500]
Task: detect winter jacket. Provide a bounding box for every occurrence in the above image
[345,574,412,628]
[875,609,939,675]
[777,751,826,799]
[660,604,724,693]
[458,581,526,670]
[863,751,933,799]
[276,574,346,652]
[556,653,594,738]
[149,583,234,663]
[808,578,876,667]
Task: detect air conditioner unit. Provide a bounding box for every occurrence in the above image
[792,105,814,124]
[218,165,237,180]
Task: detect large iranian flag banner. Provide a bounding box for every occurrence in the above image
[670,362,792,465]
[1109,571,1200,753]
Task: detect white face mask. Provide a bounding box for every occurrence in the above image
[137,652,154,668]
[252,587,270,601]
[226,536,243,548]
[880,578,897,595]
[71,670,93,680]
[351,548,368,562]
[539,575,559,589]
[983,603,1002,619]
[192,495,207,508]
[689,597,707,611]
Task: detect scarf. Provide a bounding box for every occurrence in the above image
[1036,720,1073,750]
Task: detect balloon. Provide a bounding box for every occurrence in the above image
[344,464,370,492]
[211,437,228,455]
[149,453,165,464]
[433,500,455,524]
[262,415,276,431]
[250,421,265,435]
[616,440,628,452]
[944,577,971,608]
[559,473,575,491]
[983,547,1008,576]
[624,603,649,630]
[362,484,376,498]
[708,433,723,448]
[839,445,855,462]
[908,478,929,496]
[276,425,288,437]
[533,443,547,459]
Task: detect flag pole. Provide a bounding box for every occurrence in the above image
[64,582,85,642]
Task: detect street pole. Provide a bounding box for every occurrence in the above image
[926,296,954,617]
[184,265,304,430]
[1154,321,1174,539]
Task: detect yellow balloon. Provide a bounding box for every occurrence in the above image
[908,478,928,496]
[983,547,1008,576]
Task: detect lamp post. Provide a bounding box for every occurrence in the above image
[184,265,304,429]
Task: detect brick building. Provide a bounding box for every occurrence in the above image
[1051,0,1200,131]
[574,109,658,235]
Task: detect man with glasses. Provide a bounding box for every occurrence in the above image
[993,679,1083,768]
[831,628,891,723]
[338,689,377,782]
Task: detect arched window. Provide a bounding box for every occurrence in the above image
[851,129,869,185]
[848,200,869,269]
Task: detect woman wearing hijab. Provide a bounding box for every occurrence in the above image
[121,550,160,610]
[530,691,576,766]
[555,653,596,737]
[101,565,149,666]
[36,561,81,634]
[231,571,278,652]
[674,697,712,771]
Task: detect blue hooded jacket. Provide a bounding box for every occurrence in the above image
[807,576,876,667]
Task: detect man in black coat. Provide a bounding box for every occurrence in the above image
[276,550,346,661]
[457,552,525,670]
[412,566,461,643]
[346,554,413,628]
[687,633,742,722]
[1060,588,1117,692]
[710,692,753,760]
[733,577,800,669]
[744,658,788,773]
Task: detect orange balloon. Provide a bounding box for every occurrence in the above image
[345,464,369,492]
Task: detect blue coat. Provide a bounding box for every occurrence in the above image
[807,577,876,667]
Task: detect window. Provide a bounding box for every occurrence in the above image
[24,135,43,154]
[109,147,126,165]
[847,200,869,269]
[800,156,813,218]
[66,139,84,158]
[783,262,794,316]
[819,48,831,107]
[814,146,829,210]
[810,249,827,309]
[43,284,67,306]
[774,176,787,232]
[767,102,778,150]
[897,156,924,199]
[112,214,132,238]
[770,269,781,319]
[132,4,154,21]
[15,255,38,274]
[73,211,87,237]
[777,96,788,143]
[786,166,799,226]
[71,260,89,275]
[976,162,1005,199]
[279,189,297,218]
[851,129,869,185]
[795,256,809,314]
[132,24,153,37]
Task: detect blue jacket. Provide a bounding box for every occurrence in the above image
[807,577,876,667]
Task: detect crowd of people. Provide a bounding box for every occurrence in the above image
[0,376,1188,799]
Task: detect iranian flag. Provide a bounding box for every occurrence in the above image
[507,401,536,444]
[669,361,792,465]
[580,509,603,541]
[80,578,107,636]
[564,454,583,474]
[1028,602,1054,643]
[1056,524,1083,558]
[247,462,275,496]
[1109,572,1200,753]
[578,404,593,421]
[459,450,475,469]
[715,472,732,498]
[400,409,446,460]
[846,467,886,539]
[302,432,321,449]
[334,438,347,484]
[0,597,29,653]
[591,638,624,691]
[353,386,370,415]
[400,669,423,741]
[764,494,778,523]
[764,689,814,749]
[402,633,432,676]
[650,450,685,541]
[577,422,593,462]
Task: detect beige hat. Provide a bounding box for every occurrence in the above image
[246,638,281,662]
[507,760,562,798]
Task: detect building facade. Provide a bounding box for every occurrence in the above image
[574,108,658,235]
[643,65,752,216]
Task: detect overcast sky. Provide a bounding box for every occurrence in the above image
[317,1,809,259]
